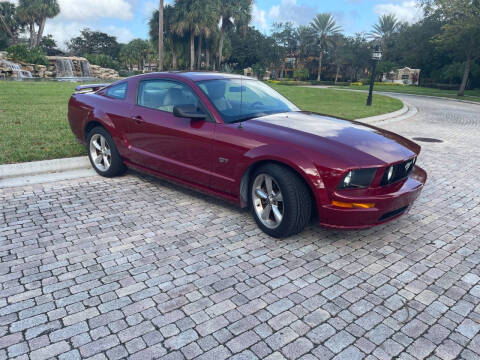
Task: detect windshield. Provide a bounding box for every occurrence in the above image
[197,79,299,124]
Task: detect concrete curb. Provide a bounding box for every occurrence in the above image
[328,87,480,106]
[0,156,95,188]
[356,102,409,124]
[300,85,418,125]
[0,156,90,178]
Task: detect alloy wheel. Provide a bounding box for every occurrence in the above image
[252,174,284,229]
[89,134,112,172]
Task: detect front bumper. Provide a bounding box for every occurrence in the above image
[318,165,427,229]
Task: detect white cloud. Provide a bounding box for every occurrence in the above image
[44,21,134,50]
[267,0,317,26]
[269,5,280,19]
[251,3,268,31]
[373,1,424,24]
[57,0,134,21]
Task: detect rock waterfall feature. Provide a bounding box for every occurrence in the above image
[0,59,33,79]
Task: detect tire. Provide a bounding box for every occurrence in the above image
[87,126,126,177]
[249,163,312,238]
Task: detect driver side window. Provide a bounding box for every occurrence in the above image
[137,80,199,113]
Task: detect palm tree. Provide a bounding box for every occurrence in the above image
[173,0,217,71]
[371,14,399,44]
[34,0,60,47]
[149,5,186,70]
[310,13,342,81]
[158,0,164,71]
[0,2,20,43]
[296,25,316,68]
[17,0,59,48]
[216,0,253,68]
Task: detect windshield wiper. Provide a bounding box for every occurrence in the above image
[230,115,260,124]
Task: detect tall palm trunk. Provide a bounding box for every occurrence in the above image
[29,22,36,48]
[197,35,202,69]
[35,18,46,47]
[190,31,195,71]
[158,0,164,71]
[206,47,210,69]
[317,51,323,81]
[172,48,177,70]
[218,23,225,69]
[0,13,15,41]
[335,64,340,84]
[458,48,472,97]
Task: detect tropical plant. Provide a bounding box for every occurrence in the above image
[85,54,119,71]
[7,44,48,65]
[422,0,480,96]
[158,0,164,71]
[173,0,218,70]
[16,0,59,48]
[216,0,252,68]
[149,4,187,70]
[296,25,316,66]
[310,13,343,81]
[0,1,21,46]
[67,29,121,59]
[371,14,400,44]
[119,39,155,72]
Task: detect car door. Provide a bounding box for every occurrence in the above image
[125,78,215,187]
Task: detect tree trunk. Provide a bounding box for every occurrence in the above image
[29,23,36,48]
[197,35,202,69]
[458,52,472,97]
[317,51,323,81]
[36,18,46,47]
[218,24,225,69]
[334,64,340,84]
[172,49,177,70]
[0,13,15,40]
[158,0,164,71]
[190,31,195,71]
[206,47,210,69]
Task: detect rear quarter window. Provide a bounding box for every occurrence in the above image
[106,83,128,100]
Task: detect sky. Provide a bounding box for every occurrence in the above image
[7,0,425,49]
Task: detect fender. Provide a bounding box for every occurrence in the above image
[236,144,329,208]
[84,107,130,156]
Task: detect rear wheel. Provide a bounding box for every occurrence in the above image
[87,126,126,177]
[250,164,312,238]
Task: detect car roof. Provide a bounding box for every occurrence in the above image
[131,71,258,82]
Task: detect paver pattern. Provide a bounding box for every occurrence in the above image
[1,95,480,360]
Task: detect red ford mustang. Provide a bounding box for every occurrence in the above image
[68,72,427,238]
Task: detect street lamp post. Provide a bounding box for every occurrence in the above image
[366,47,382,106]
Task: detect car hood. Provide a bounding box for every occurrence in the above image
[249,111,420,166]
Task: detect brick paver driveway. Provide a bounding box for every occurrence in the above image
[1,95,480,360]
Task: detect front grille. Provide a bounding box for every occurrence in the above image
[378,206,408,222]
[381,158,416,186]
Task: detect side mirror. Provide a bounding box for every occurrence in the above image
[173,104,206,120]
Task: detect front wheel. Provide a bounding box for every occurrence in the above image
[250,164,312,238]
[87,126,126,177]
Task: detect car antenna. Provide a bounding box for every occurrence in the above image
[238,75,244,129]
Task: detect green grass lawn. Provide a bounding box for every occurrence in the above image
[0,81,86,165]
[339,84,480,103]
[270,84,403,120]
[0,81,403,165]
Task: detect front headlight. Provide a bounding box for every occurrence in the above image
[338,168,377,189]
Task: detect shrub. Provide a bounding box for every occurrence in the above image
[6,44,48,65]
[350,82,363,86]
[85,54,119,70]
[294,68,309,81]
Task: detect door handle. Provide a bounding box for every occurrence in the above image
[133,115,144,124]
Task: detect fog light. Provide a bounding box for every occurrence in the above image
[332,201,375,209]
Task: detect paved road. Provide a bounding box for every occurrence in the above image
[1,96,479,360]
